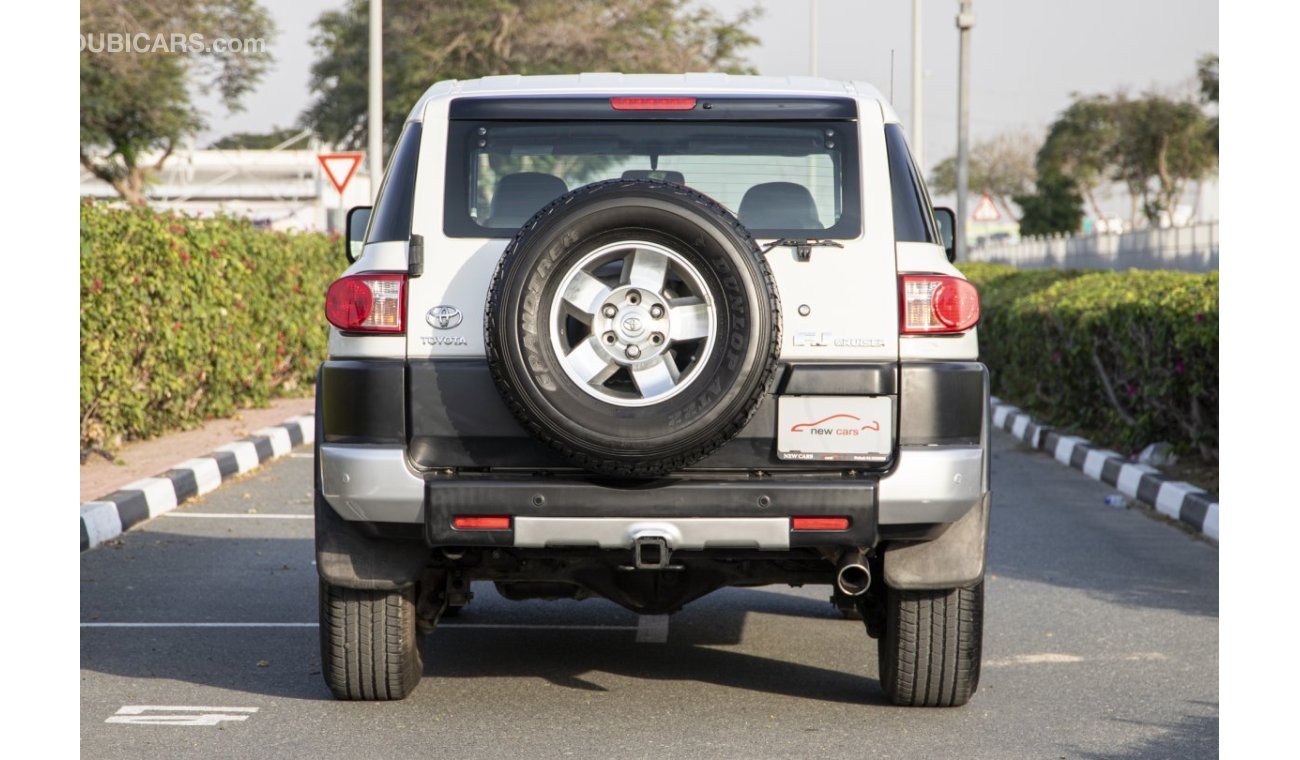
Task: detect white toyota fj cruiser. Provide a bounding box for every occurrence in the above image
[318,74,989,706]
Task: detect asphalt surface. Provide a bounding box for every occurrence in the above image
[80,431,1218,759]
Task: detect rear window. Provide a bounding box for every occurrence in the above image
[444,120,861,239]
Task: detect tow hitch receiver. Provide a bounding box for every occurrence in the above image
[622,535,683,571]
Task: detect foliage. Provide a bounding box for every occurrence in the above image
[80,0,275,204]
[1110,94,1217,225]
[1036,95,1118,221]
[960,263,1218,461]
[929,130,1038,220]
[1013,171,1084,236]
[209,126,308,150]
[80,202,339,455]
[300,0,761,156]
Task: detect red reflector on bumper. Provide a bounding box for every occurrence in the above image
[452,516,511,530]
[791,517,850,531]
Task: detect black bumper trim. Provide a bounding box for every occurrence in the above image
[424,477,876,548]
[321,360,406,444]
[898,362,987,446]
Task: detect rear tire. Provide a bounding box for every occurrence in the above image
[877,582,983,707]
[319,580,424,700]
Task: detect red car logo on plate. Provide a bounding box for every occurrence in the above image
[790,414,881,433]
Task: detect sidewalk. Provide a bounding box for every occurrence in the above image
[80,397,314,503]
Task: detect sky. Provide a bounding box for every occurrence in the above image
[196,0,1218,182]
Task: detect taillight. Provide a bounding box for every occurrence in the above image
[899,275,980,334]
[609,97,697,111]
[452,516,511,530]
[325,273,406,333]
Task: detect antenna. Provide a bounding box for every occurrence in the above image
[890,49,896,102]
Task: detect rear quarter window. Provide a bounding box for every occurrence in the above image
[884,123,938,244]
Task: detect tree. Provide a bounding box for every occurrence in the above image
[300,0,760,156]
[1013,171,1084,237]
[80,1,275,204]
[1110,94,1217,225]
[929,130,1038,221]
[1037,95,1118,222]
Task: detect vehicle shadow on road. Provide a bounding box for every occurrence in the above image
[1067,701,1218,759]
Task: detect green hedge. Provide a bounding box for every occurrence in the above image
[80,201,341,454]
[959,262,1218,461]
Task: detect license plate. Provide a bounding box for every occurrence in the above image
[777,396,893,462]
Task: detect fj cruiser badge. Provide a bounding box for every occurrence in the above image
[426,306,463,329]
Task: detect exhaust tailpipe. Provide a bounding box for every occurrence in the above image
[835,553,872,597]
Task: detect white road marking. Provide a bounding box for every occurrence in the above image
[984,652,1168,667]
[636,614,670,643]
[107,705,258,726]
[160,513,313,519]
[289,453,313,459]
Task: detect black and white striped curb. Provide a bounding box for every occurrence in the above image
[79,415,315,552]
[990,398,1218,542]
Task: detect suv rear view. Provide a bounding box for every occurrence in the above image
[317,74,989,706]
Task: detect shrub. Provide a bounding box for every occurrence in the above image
[80,201,342,454]
[960,263,1218,461]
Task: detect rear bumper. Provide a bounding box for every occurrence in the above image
[318,442,985,543]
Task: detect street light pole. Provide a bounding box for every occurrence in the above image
[955,0,974,260]
[368,0,383,203]
[912,0,923,170]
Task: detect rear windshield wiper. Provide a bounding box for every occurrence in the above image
[760,238,844,262]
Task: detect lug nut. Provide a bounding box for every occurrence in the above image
[649,304,665,319]
[602,304,618,318]
[625,345,641,359]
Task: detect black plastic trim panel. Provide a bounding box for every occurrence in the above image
[321,360,405,444]
[898,362,986,446]
[425,477,876,547]
[779,364,897,395]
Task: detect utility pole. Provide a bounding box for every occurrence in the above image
[368,0,383,202]
[912,0,923,170]
[809,0,818,76]
[955,0,974,260]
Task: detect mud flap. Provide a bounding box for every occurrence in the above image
[313,365,428,590]
[882,491,991,589]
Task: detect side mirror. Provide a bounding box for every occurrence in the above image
[345,206,372,262]
[933,207,956,263]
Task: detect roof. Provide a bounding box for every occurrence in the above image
[407,73,897,123]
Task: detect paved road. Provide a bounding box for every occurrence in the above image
[80,431,1218,759]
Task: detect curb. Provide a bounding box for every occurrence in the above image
[80,415,315,552]
[990,398,1218,543]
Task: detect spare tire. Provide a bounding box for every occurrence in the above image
[485,179,781,476]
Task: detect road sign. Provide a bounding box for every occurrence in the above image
[317,152,365,194]
[971,193,1001,222]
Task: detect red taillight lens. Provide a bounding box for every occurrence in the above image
[452,516,511,530]
[899,275,980,334]
[325,273,406,333]
[610,97,697,111]
[792,517,850,531]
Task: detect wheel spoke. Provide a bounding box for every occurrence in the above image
[631,356,679,398]
[562,271,612,317]
[565,338,619,386]
[668,300,711,342]
[624,248,669,292]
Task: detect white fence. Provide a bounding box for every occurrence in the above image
[968,221,1218,272]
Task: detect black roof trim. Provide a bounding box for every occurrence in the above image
[448,96,858,121]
